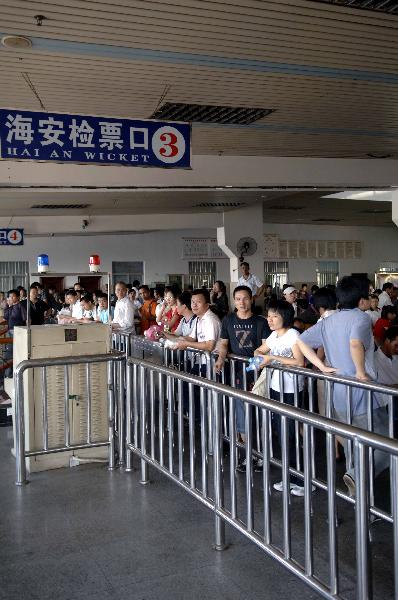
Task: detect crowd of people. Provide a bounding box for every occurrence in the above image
[1,263,398,498]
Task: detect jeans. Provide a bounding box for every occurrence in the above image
[334,406,390,480]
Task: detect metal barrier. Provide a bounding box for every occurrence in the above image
[131,338,398,524]
[126,356,398,600]
[14,351,125,485]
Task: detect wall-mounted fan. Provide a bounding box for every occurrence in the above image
[237,237,257,263]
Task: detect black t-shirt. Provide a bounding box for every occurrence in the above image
[22,299,48,325]
[220,313,270,357]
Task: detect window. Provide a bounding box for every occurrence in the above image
[264,261,289,295]
[316,261,339,287]
[188,261,216,289]
[112,261,143,287]
[0,261,29,292]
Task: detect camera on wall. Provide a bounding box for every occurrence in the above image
[82,219,89,230]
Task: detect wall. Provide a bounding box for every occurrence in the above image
[0,222,397,289]
[0,229,230,287]
[262,223,398,285]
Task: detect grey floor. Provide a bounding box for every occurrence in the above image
[0,423,393,600]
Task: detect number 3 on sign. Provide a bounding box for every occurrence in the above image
[152,126,186,164]
[7,229,22,245]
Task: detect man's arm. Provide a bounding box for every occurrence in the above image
[214,339,229,372]
[350,338,369,381]
[175,338,216,353]
[295,338,337,373]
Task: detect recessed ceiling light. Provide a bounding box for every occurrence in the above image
[1,35,32,49]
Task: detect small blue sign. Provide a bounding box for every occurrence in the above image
[0,109,191,168]
[0,228,24,245]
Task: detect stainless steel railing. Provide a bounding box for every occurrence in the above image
[126,356,398,600]
[14,351,125,485]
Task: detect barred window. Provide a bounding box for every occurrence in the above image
[264,261,289,296]
[316,261,339,287]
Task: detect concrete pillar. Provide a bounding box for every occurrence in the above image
[392,190,398,229]
[217,203,264,302]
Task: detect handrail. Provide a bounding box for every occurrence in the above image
[127,356,398,455]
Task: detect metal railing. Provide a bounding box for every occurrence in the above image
[126,356,398,600]
[14,351,125,485]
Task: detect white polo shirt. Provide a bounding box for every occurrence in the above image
[378,291,393,310]
[237,273,263,295]
[113,296,135,331]
[189,308,221,363]
[71,301,84,320]
[374,347,398,407]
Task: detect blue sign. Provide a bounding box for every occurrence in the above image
[0,109,191,168]
[0,228,24,245]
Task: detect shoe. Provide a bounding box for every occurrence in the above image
[343,473,356,497]
[254,458,263,472]
[291,484,316,497]
[273,480,295,492]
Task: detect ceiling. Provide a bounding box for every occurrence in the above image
[0,187,393,226]
[0,0,398,159]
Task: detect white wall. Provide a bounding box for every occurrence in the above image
[0,229,230,287]
[263,223,398,285]
[1,222,397,289]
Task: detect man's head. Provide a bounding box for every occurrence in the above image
[191,289,210,317]
[138,285,152,302]
[240,262,250,277]
[97,293,108,309]
[293,317,306,332]
[74,282,83,292]
[176,291,192,316]
[283,286,298,305]
[29,285,38,302]
[381,306,397,322]
[382,282,394,296]
[313,288,337,314]
[233,285,252,314]
[381,326,398,358]
[81,294,94,310]
[7,289,19,305]
[336,276,370,309]
[115,281,127,300]
[65,289,78,305]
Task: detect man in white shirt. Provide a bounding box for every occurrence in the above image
[58,290,83,323]
[237,262,264,301]
[112,281,135,331]
[283,285,299,317]
[175,288,221,354]
[374,325,398,387]
[378,283,394,310]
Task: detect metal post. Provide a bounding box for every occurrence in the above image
[245,401,254,532]
[125,362,133,472]
[303,423,313,577]
[189,382,196,489]
[167,375,174,474]
[41,367,48,452]
[118,360,125,467]
[150,370,155,461]
[177,379,184,481]
[391,456,398,600]
[325,380,338,596]
[107,360,116,471]
[262,408,271,545]
[159,372,164,467]
[139,365,149,484]
[229,395,237,519]
[200,385,208,498]
[64,365,70,447]
[212,390,226,551]
[14,367,27,485]
[355,440,371,600]
[206,354,214,456]
[86,363,92,444]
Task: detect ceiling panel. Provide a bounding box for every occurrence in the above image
[0,0,398,158]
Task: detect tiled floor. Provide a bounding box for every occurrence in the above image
[0,424,393,600]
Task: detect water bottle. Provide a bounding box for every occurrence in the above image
[246,355,263,372]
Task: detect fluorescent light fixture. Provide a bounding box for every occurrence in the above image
[322,190,393,202]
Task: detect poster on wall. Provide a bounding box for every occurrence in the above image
[0,109,191,168]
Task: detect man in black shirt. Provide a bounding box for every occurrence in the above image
[215,285,270,471]
[3,289,26,376]
[22,285,49,325]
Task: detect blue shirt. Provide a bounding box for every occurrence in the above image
[301,308,377,415]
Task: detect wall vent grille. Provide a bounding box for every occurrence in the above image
[31,204,91,209]
[151,103,275,125]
